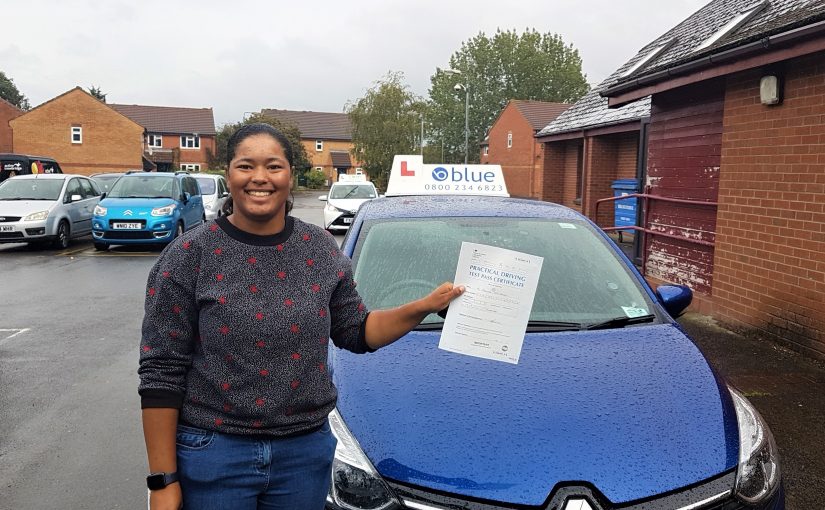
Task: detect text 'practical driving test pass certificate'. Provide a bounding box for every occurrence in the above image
[439,242,543,364]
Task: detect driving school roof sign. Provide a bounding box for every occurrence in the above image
[385,155,509,197]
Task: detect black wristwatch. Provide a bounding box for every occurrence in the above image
[146,471,179,490]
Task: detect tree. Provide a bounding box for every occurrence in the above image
[0,71,30,110]
[346,72,425,190]
[427,29,589,164]
[208,113,311,182]
[88,85,107,103]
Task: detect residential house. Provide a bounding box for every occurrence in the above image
[260,109,362,183]
[110,104,216,173]
[0,97,23,152]
[546,0,825,360]
[10,87,145,175]
[480,100,570,198]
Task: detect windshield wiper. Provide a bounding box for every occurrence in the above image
[586,314,656,330]
[526,320,583,332]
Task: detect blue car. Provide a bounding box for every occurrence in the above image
[92,171,204,250]
[324,157,783,510]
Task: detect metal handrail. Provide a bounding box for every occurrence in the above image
[595,191,718,274]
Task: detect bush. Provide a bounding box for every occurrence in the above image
[305,169,326,189]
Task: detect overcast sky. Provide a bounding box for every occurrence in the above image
[2,0,708,126]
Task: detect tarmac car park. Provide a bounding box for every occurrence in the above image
[324,156,783,510]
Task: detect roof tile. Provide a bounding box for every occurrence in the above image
[109,104,216,135]
[260,109,352,140]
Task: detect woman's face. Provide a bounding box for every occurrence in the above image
[227,133,292,231]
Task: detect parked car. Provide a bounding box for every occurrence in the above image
[92,171,204,251]
[324,157,783,510]
[193,173,229,220]
[319,176,378,233]
[90,172,127,193]
[0,153,63,183]
[0,174,101,248]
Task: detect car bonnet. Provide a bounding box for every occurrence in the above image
[99,197,177,213]
[331,324,738,506]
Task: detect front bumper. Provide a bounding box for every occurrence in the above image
[323,210,355,231]
[92,216,177,244]
[0,218,54,243]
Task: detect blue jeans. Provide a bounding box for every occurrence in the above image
[176,421,337,510]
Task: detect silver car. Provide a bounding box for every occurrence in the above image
[193,174,229,221]
[0,174,101,248]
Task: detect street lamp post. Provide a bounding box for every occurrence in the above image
[442,68,469,165]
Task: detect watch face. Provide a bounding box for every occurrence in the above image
[147,473,167,490]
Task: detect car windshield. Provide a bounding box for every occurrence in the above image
[330,184,376,200]
[0,178,64,200]
[194,177,217,195]
[108,175,176,199]
[91,174,123,191]
[352,217,654,326]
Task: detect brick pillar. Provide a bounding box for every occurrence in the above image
[541,142,565,203]
[583,136,618,228]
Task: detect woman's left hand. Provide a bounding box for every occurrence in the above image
[420,282,465,314]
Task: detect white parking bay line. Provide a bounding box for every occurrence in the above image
[0,328,31,346]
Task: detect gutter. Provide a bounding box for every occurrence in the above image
[601,18,825,98]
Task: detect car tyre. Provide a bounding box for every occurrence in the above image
[53,221,70,249]
[93,242,108,251]
[174,222,184,238]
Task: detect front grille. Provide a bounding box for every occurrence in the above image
[103,231,156,240]
[0,216,21,222]
[0,231,24,239]
[330,214,354,227]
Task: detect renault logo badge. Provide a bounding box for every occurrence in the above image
[563,499,595,510]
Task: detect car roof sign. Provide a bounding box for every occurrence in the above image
[384,155,509,197]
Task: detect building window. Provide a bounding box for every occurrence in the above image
[483,146,489,155]
[507,132,512,149]
[315,140,323,152]
[355,167,363,175]
[147,134,163,148]
[181,135,200,149]
[314,166,323,172]
[180,163,201,172]
[71,126,82,144]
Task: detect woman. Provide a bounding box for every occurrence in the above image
[139,123,463,510]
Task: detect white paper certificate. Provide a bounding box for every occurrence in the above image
[439,242,543,364]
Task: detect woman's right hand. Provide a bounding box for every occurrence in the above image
[149,483,182,510]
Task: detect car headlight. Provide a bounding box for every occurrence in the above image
[730,387,781,503]
[23,210,49,221]
[327,409,399,510]
[93,205,107,216]
[151,204,177,217]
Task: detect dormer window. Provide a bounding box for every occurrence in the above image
[694,1,769,53]
[621,38,676,78]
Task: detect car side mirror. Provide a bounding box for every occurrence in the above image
[181,192,191,203]
[655,284,692,317]
[101,192,107,199]
[71,194,82,202]
[221,191,229,198]
[319,195,328,201]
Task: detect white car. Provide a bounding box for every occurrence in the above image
[319,179,378,232]
[0,174,101,249]
[193,174,229,221]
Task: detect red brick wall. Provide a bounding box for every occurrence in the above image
[153,133,216,167]
[484,102,538,198]
[645,80,724,296]
[583,132,639,227]
[0,100,23,152]
[715,53,825,359]
[11,88,144,175]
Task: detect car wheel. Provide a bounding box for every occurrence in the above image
[53,221,70,249]
[93,242,108,251]
[174,222,184,238]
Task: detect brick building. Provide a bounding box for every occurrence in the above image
[110,104,216,173]
[551,0,825,360]
[10,87,145,175]
[260,109,363,183]
[480,100,569,198]
[0,97,23,152]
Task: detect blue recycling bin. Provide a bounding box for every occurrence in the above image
[611,179,638,240]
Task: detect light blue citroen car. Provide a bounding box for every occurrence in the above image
[92,172,204,251]
[324,192,783,510]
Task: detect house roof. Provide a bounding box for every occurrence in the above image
[536,86,650,137]
[330,150,352,168]
[603,0,825,91]
[511,100,571,131]
[260,109,352,140]
[10,87,144,132]
[109,104,216,136]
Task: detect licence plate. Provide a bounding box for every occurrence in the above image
[343,217,353,224]
[113,222,141,230]
[0,226,13,232]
